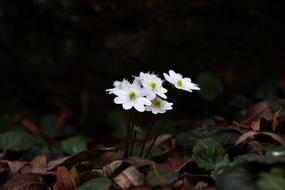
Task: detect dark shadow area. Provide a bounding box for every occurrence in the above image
[0,0,285,135]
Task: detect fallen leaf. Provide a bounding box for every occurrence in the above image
[250,119,261,131]
[124,157,156,170]
[58,107,73,126]
[102,160,123,177]
[55,166,76,190]
[161,156,192,173]
[48,148,122,171]
[3,160,28,177]
[248,101,272,122]
[235,131,285,145]
[272,109,282,131]
[31,155,47,174]
[248,141,264,155]
[2,173,47,190]
[18,117,41,136]
[0,152,5,160]
[114,165,148,190]
[193,181,209,190]
[69,166,80,187]
[91,150,123,169]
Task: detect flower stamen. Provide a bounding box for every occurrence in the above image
[177,80,183,87]
[128,91,137,101]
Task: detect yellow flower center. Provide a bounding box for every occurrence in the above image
[177,80,183,87]
[149,82,157,90]
[128,91,137,100]
[153,99,163,108]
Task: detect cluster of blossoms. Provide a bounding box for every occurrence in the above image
[107,70,200,114]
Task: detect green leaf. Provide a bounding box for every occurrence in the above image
[265,146,285,164]
[79,177,111,190]
[235,146,285,165]
[192,138,226,171]
[258,168,285,190]
[216,164,258,190]
[197,73,223,101]
[62,137,87,155]
[146,168,178,185]
[177,127,240,147]
[0,131,35,151]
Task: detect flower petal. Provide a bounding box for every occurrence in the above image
[138,97,152,106]
[122,102,133,110]
[134,103,145,112]
[114,96,127,104]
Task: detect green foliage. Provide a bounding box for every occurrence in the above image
[235,146,285,164]
[177,127,240,147]
[146,167,178,185]
[0,131,35,151]
[79,177,112,190]
[265,146,285,164]
[216,146,285,190]
[197,73,223,101]
[61,137,87,155]
[192,138,227,171]
[216,164,258,190]
[258,168,285,190]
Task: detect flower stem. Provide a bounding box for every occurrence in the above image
[144,120,167,158]
[124,111,132,158]
[129,129,137,156]
[139,119,155,157]
[128,110,139,156]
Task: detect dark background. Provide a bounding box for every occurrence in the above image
[1,0,285,135]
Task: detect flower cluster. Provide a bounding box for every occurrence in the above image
[107,70,200,114]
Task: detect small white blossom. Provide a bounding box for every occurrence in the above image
[106,79,131,95]
[113,79,151,112]
[146,97,173,114]
[139,72,167,100]
[163,70,200,92]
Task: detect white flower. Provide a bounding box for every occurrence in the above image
[106,79,131,95]
[146,97,173,114]
[113,79,151,112]
[163,70,200,92]
[139,72,168,100]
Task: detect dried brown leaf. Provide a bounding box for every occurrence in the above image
[58,108,73,126]
[31,155,47,174]
[69,166,80,187]
[18,117,41,136]
[47,148,122,171]
[55,166,76,190]
[161,157,192,173]
[114,165,148,190]
[250,119,261,131]
[124,157,155,170]
[91,150,123,169]
[2,173,46,190]
[248,141,264,155]
[235,131,285,145]
[4,161,28,177]
[102,160,123,177]
[272,109,282,131]
[193,181,209,190]
[248,101,272,122]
